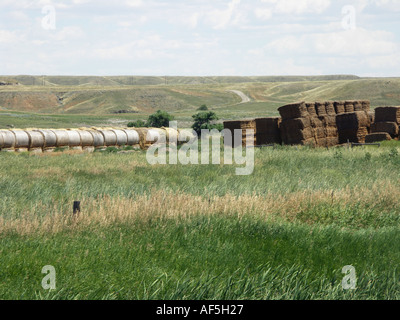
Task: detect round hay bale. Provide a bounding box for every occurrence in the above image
[86,130,105,148]
[95,128,117,146]
[25,130,45,149]
[51,130,70,147]
[77,130,94,147]
[66,130,82,147]
[122,129,140,146]
[10,130,30,149]
[34,130,57,149]
[109,129,128,146]
[135,128,161,149]
[0,131,4,149]
[162,127,179,144]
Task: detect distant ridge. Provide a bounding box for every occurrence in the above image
[0,75,360,87]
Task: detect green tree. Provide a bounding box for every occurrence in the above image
[192,111,222,135]
[147,110,174,128]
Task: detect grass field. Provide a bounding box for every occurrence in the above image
[1,142,400,299]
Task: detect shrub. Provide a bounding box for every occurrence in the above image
[147,110,174,128]
[197,104,209,111]
[127,120,147,128]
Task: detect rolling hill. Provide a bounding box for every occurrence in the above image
[0,75,399,129]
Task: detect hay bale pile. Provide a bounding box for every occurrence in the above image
[223,120,256,147]
[370,107,400,140]
[278,100,371,147]
[336,111,371,144]
[254,118,281,145]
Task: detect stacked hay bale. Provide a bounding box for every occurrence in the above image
[254,118,281,145]
[336,111,371,144]
[369,107,400,140]
[365,132,392,143]
[223,120,256,147]
[278,102,315,146]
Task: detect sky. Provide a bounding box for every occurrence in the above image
[0,0,400,76]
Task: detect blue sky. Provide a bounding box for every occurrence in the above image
[1,0,399,76]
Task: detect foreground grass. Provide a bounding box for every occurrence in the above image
[1,216,399,300]
[1,142,400,299]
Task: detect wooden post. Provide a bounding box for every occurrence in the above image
[73,201,81,215]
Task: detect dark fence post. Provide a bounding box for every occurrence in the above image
[73,201,81,215]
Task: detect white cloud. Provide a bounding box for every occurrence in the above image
[0,29,19,43]
[265,28,398,57]
[205,0,242,29]
[254,8,272,20]
[260,0,331,15]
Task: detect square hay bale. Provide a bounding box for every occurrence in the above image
[345,101,355,113]
[336,111,370,131]
[280,122,313,144]
[334,101,345,114]
[365,132,392,143]
[375,107,400,124]
[338,127,369,144]
[282,117,311,130]
[371,121,399,137]
[315,102,327,116]
[313,126,326,139]
[325,127,338,137]
[337,112,370,143]
[368,111,375,124]
[254,118,282,145]
[306,103,317,117]
[224,119,256,147]
[326,136,339,147]
[319,115,337,127]
[325,102,336,115]
[315,137,327,148]
[254,117,281,134]
[353,100,363,112]
[362,100,371,112]
[256,133,282,145]
[278,102,309,120]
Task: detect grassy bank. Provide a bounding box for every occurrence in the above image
[1,143,400,299]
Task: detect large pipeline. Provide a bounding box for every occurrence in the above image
[0,127,196,153]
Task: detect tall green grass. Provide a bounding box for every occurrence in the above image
[1,143,400,299]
